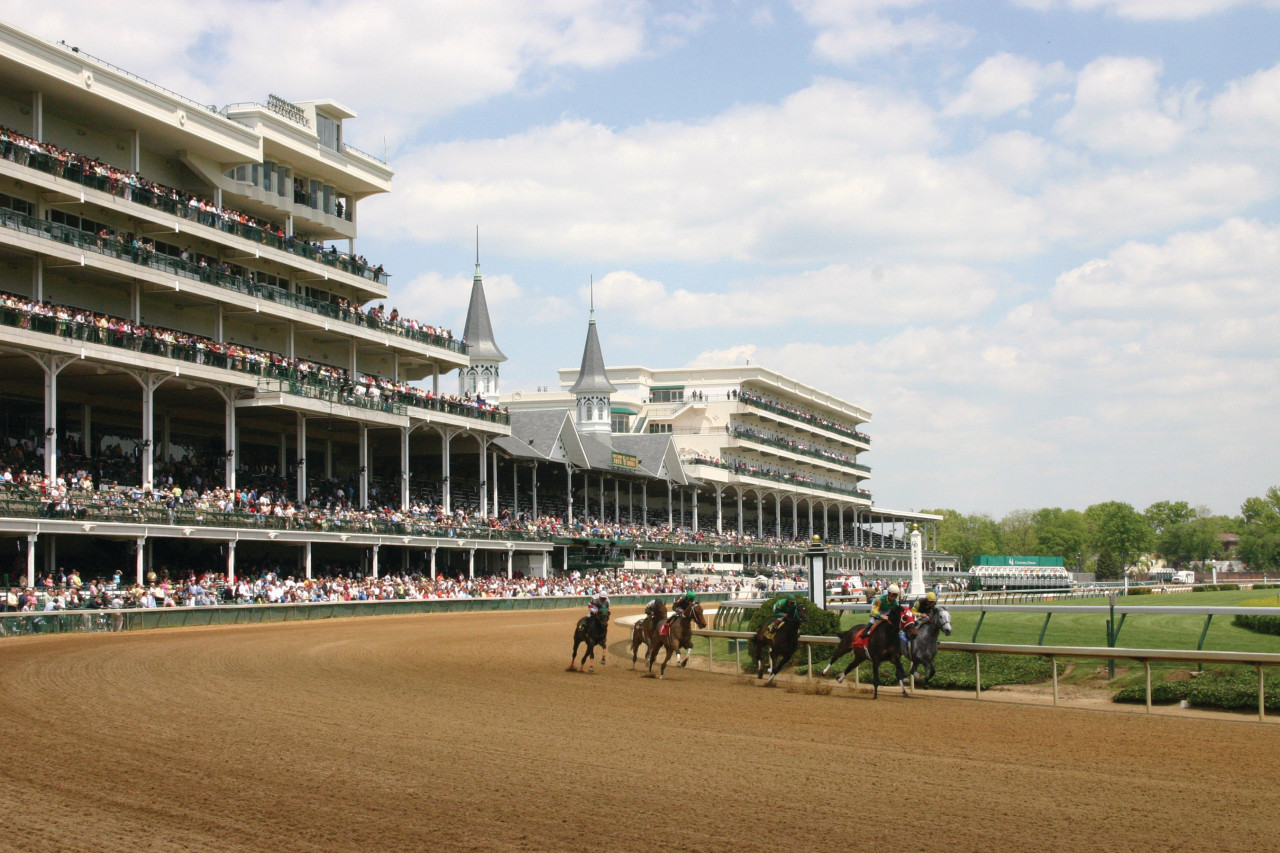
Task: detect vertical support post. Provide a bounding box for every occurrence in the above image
[304,541,313,580]
[295,413,307,504]
[1145,661,1152,713]
[400,426,411,511]
[974,654,981,700]
[371,545,380,579]
[26,534,37,588]
[1051,656,1059,706]
[429,547,437,580]
[359,424,369,510]
[226,540,236,585]
[135,537,145,586]
[468,548,475,579]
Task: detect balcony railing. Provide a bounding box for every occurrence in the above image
[0,205,465,355]
[681,456,872,500]
[0,138,387,284]
[729,425,871,475]
[0,301,508,425]
[739,393,870,444]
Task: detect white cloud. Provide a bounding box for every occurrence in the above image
[6,0,674,148]
[791,0,971,64]
[1209,63,1280,149]
[590,263,998,328]
[1054,57,1200,156]
[1010,0,1280,20]
[944,53,1070,118]
[1051,218,1280,319]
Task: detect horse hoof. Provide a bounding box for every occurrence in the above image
[835,674,845,684]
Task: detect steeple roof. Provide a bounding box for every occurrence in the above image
[569,313,617,395]
[462,262,506,363]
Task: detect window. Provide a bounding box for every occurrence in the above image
[0,193,32,216]
[648,423,672,434]
[317,114,341,151]
[650,388,684,403]
[611,414,630,433]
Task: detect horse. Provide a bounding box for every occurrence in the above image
[647,602,706,678]
[630,601,667,669]
[902,606,951,688]
[747,603,808,685]
[820,609,911,698]
[569,611,609,672]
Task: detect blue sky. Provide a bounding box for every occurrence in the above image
[11,0,1280,518]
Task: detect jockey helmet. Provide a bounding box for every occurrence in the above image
[926,591,937,601]
[887,584,901,596]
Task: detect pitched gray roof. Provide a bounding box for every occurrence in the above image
[507,410,575,458]
[462,265,506,363]
[568,316,617,395]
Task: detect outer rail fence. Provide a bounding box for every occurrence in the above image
[689,627,1280,723]
[0,592,732,636]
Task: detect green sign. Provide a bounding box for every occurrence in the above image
[611,452,638,470]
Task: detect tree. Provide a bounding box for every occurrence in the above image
[996,509,1039,556]
[1085,501,1151,576]
[1143,500,1197,536]
[1031,507,1088,569]
[1156,517,1219,567]
[922,508,999,570]
[1239,487,1280,570]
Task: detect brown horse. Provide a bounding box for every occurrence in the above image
[820,610,912,698]
[747,603,807,685]
[647,602,706,678]
[569,611,609,672]
[630,601,667,668]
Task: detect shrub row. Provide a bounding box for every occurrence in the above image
[1113,669,1280,711]
[1192,583,1241,592]
[1233,614,1280,635]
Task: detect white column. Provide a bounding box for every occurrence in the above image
[715,486,723,534]
[286,323,295,360]
[823,504,829,541]
[692,489,699,533]
[513,463,519,517]
[371,545,380,579]
[304,541,313,580]
[566,466,574,524]
[227,540,237,585]
[32,91,43,140]
[506,548,513,580]
[359,424,369,509]
[296,413,307,503]
[478,437,489,518]
[440,428,454,514]
[532,464,538,518]
[641,482,648,529]
[224,394,236,491]
[400,427,411,510]
[737,493,744,536]
[430,547,437,580]
[26,534,37,588]
[468,549,475,579]
[135,537,146,586]
[614,479,620,524]
[666,481,673,529]
[492,451,499,517]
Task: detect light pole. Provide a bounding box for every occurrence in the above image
[806,534,827,609]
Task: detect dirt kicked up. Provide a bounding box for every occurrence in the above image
[1,606,1275,853]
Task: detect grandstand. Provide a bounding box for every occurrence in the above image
[0,20,950,589]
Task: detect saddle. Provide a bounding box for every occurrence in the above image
[658,621,671,638]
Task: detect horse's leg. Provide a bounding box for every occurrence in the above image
[822,636,850,677]
[570,633,582,671]
[599,629,607,666]
[837,648,864,684]
[658,640,675,678]
[893,655,909,696]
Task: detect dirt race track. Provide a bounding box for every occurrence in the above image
[2,607,1277,853]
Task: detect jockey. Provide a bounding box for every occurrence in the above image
[643,597,665,633]
[587,592,610,623]
[768,592,802,632]
[671,590,696,618]
[865,584,904,637]
[912,590,938,620]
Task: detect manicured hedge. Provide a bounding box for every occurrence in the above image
[814,650,1058,689]
[1192,583,1241,592]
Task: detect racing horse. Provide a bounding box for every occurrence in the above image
[820,609,912,698]
[630,600,667,669]
[569,610,609,672]
[748,602,808,685]
[902,606,951,688]
[648,601,706,678]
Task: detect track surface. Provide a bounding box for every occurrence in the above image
[2,607,1275,852]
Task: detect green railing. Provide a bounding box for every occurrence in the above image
[1,139,391,285]
[0,592,734,637]
[0,202,465,355]
[730,426,871,474]
[739,394,870,444]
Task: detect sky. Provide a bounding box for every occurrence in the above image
[10,0,1280,519]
